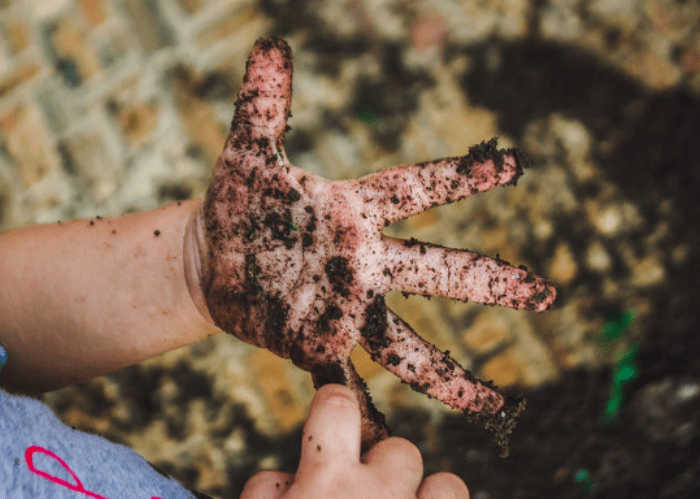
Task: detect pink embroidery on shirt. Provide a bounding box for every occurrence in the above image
[25,445,110,499]
[24,445,169,499]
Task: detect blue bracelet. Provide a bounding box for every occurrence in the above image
[0,343,7,374]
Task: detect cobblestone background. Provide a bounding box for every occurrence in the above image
[1,0,699,497]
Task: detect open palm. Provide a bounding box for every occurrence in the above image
[196,37,556,455]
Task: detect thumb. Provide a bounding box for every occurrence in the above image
[231,37,293,142]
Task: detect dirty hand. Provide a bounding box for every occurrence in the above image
[184,37,556,453]
[238,384,469,499]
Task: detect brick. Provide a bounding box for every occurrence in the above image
[197,4,264,46]
[26,0,72,18]
[0,104,60,187]
[462,310,512,356]
[0,61,40,99]
[35,83,74,133]
[176,0,204,15]
[49,16,102,82]
[4,19,31,53]
[123,0,174,52]
[480,348,524,388]
[60,124,120,203]
[170,66,228,164]
[117,103,159,146]
[77,0,107,27]
[249,349,306,432]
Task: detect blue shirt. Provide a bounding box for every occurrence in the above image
[0,388,212,498]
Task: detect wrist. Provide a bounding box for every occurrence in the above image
[183,201,215,325]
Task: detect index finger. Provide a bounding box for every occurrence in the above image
[296,384,362,475]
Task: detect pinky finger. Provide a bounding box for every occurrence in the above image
[238,470,294,499]
[417,472,470,499]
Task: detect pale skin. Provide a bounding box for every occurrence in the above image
[0,198,219,394]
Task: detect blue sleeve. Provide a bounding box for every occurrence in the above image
[0,388,211,498]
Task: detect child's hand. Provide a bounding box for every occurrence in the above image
[188,37,555,454]
[238,384,469,499]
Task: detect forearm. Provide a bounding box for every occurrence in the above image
[0,199,220,395]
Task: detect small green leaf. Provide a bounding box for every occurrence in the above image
[599,307,636,343]
[357,108,379,126]
[614,365,638,383]
[575,469,594,495]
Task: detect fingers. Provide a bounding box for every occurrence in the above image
[310,363,390,454]
[361,437,424,492]
[381,237,556,311]
[418,472,470,499]
[296,383,363,475]
[342,362,391,453]
[238,470,294,499]
[359,307,505,415]
[355,139,525,226]
[360,307,525,457]
[231,37,293,142]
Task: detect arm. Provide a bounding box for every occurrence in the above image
[0,198,220,395]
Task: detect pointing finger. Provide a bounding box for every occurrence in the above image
[296,383,362,475]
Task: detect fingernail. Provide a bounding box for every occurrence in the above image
[0,344,7,372]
